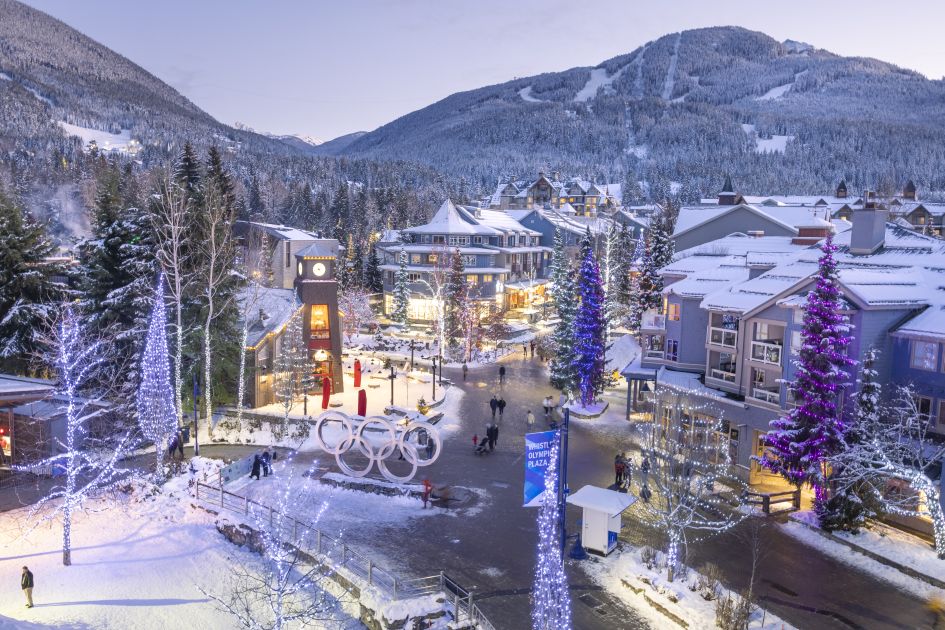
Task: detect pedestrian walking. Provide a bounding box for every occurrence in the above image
[498,365,506,383]
[250,454,262,480]
[522,343,527,356]
[21,566,33,608]
[614,453,625,487]
[641,456,650,486]
[640,484,652,503]
[526,410,536,427]
[492,423,500,449]
[476,428,491,455]
[261,450,272,477]
[530,340,535,357]
[624,454,634,489]
[498,397,506,417]
[462,362,468,381]
[426,436,434,459]
[489,395,499,419]
[422,478,433,509]
[542,396,552,417]
[177,430,185,459]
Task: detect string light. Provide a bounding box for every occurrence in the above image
[573,230,607,407]
[760,234,854,502]
[136,275,178,472]
[532,435,572,630]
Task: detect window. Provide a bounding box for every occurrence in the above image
[462,255,477,266]
[940,401,945,427]
[482,274,493,282]
[310,305,330,340]
[911,340,939,371]
[421,235,431,244]
[432,235,445,245]
[466,274,478,284]
[427,254,438,263]
[285,244,291,268]
[790,331,802,355]
[473,236,482,244]
[448,236,469,246]
[916,396,934,424]
[407,273,421,282]
[666,339,679,362]
[410,254,422,264]
[508,236,517,247]
[667,303,681,321]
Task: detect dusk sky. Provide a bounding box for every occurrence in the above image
[23,0,945,141]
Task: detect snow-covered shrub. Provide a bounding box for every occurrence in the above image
[697,564,722,601]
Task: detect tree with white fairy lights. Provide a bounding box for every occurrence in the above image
[201,458,351,628]
[636,387,747,581]
[136,276,178,473]
[25,307,138,565]
[573,229,607,407]
[759,235,854,503]
[531,436,571,630]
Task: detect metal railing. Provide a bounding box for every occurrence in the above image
[195,480,494,628]
[750,340,783,366]
[709,327,737,348]
[743,489,801,514]
[709,368,736,383]
[641,312,666,330]
[751,387,780,405]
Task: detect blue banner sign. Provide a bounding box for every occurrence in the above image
[524,430,558,507]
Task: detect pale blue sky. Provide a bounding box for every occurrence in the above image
[22,0,945,140]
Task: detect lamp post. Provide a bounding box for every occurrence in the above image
[388,364,396,406]
[409,338,417,372]
[430,356,437,400]
[558,407,570,557]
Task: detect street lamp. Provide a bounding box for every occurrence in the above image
[430,356,437,400]
[388,364,396,406]
[409,338,417,372]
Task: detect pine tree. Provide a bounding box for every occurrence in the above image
[174,142,202,207]
[817,347,884,532]
[635,207,675,331]
[548,228,568,312]
[531,436,572,630]
[573,230,607,407]
[391,248,410,326]
[613,225,634,322]
[363,244,384,293]
[760,235,854,501]
[0,189,66,372]
[78,164,156,399]
[549,268,578,396]
[444,249,468,347]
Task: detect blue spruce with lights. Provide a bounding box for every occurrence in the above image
[532,435,571,630]
[573,229,607,407]
[136,276,178,472]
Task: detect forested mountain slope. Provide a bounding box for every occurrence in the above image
[325,27,945,198]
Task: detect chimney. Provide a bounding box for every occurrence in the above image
[747,230,764,238]
[849,190,888,255]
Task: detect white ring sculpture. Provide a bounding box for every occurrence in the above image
[312,410,442,483]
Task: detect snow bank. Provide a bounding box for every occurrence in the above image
[574,65,628,102]
[756,83,792,101]
[518,86,544,103]
[582,544,794,630]
[57,122,136,154]
[755,134,794,154]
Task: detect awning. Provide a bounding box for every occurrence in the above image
[567,485,636,516]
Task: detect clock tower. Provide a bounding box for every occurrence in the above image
[294,240,344,394]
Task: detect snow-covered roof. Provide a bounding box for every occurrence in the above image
[406,200,499,236]
[243,221,320,241]
[673,203,840,241]
[894,303,945,340]
[666,267,751,299]
[239,286,300,347]
[0,375,55,402]
[566,485,636,515]
[296,240,343,258]
[474,208,541,236]
[676,234,805,258]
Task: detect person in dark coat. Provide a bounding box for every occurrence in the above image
[462,362,468,381]
[250,455,262,480]
[261,451,272,477]
[614,453,625,487]
[491,424,500,449]
[177,431,185,459]
[489,396,499,419]
[497,398,506,418]
[21,566,33,607]
[641,456,650,486]
[498,365,506,383]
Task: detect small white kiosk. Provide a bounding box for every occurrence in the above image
[566,485,636,556]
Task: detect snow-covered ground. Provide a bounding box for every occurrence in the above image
[754,134,794,154]
[57,122,136,154]
[583,544,794,630]
[661,32,681,100]
[518,86,544,103]
[0,462,362,629]
[574,65,628,102]
[756,82,792,101]
[784,511,944,595]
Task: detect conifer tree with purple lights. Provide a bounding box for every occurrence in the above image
[531,436,571,630]
[573,229,607,407]
[760,235,854,501]
[136,276,178,473]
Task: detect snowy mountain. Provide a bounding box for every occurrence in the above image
[323,26,945,197]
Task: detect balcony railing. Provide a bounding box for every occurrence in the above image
[751,387,780,405]
[709,327,737,348]
[645,349,665,360]
[751,341,783,366]
[709,368,736,383]
[641,311,666,330]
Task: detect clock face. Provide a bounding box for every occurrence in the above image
[313,262,327,277]
[297,261,304,277]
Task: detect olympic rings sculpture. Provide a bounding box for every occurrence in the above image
[312,410,442,483]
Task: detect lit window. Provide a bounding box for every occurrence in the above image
[666,339,679,362]
[310,305,330,331]
[427,254,438,263]
[911,340,939,370]
[410,254,422,264]
[482,274,493,282]
[668,303,681,321]
[466,275,478,284]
